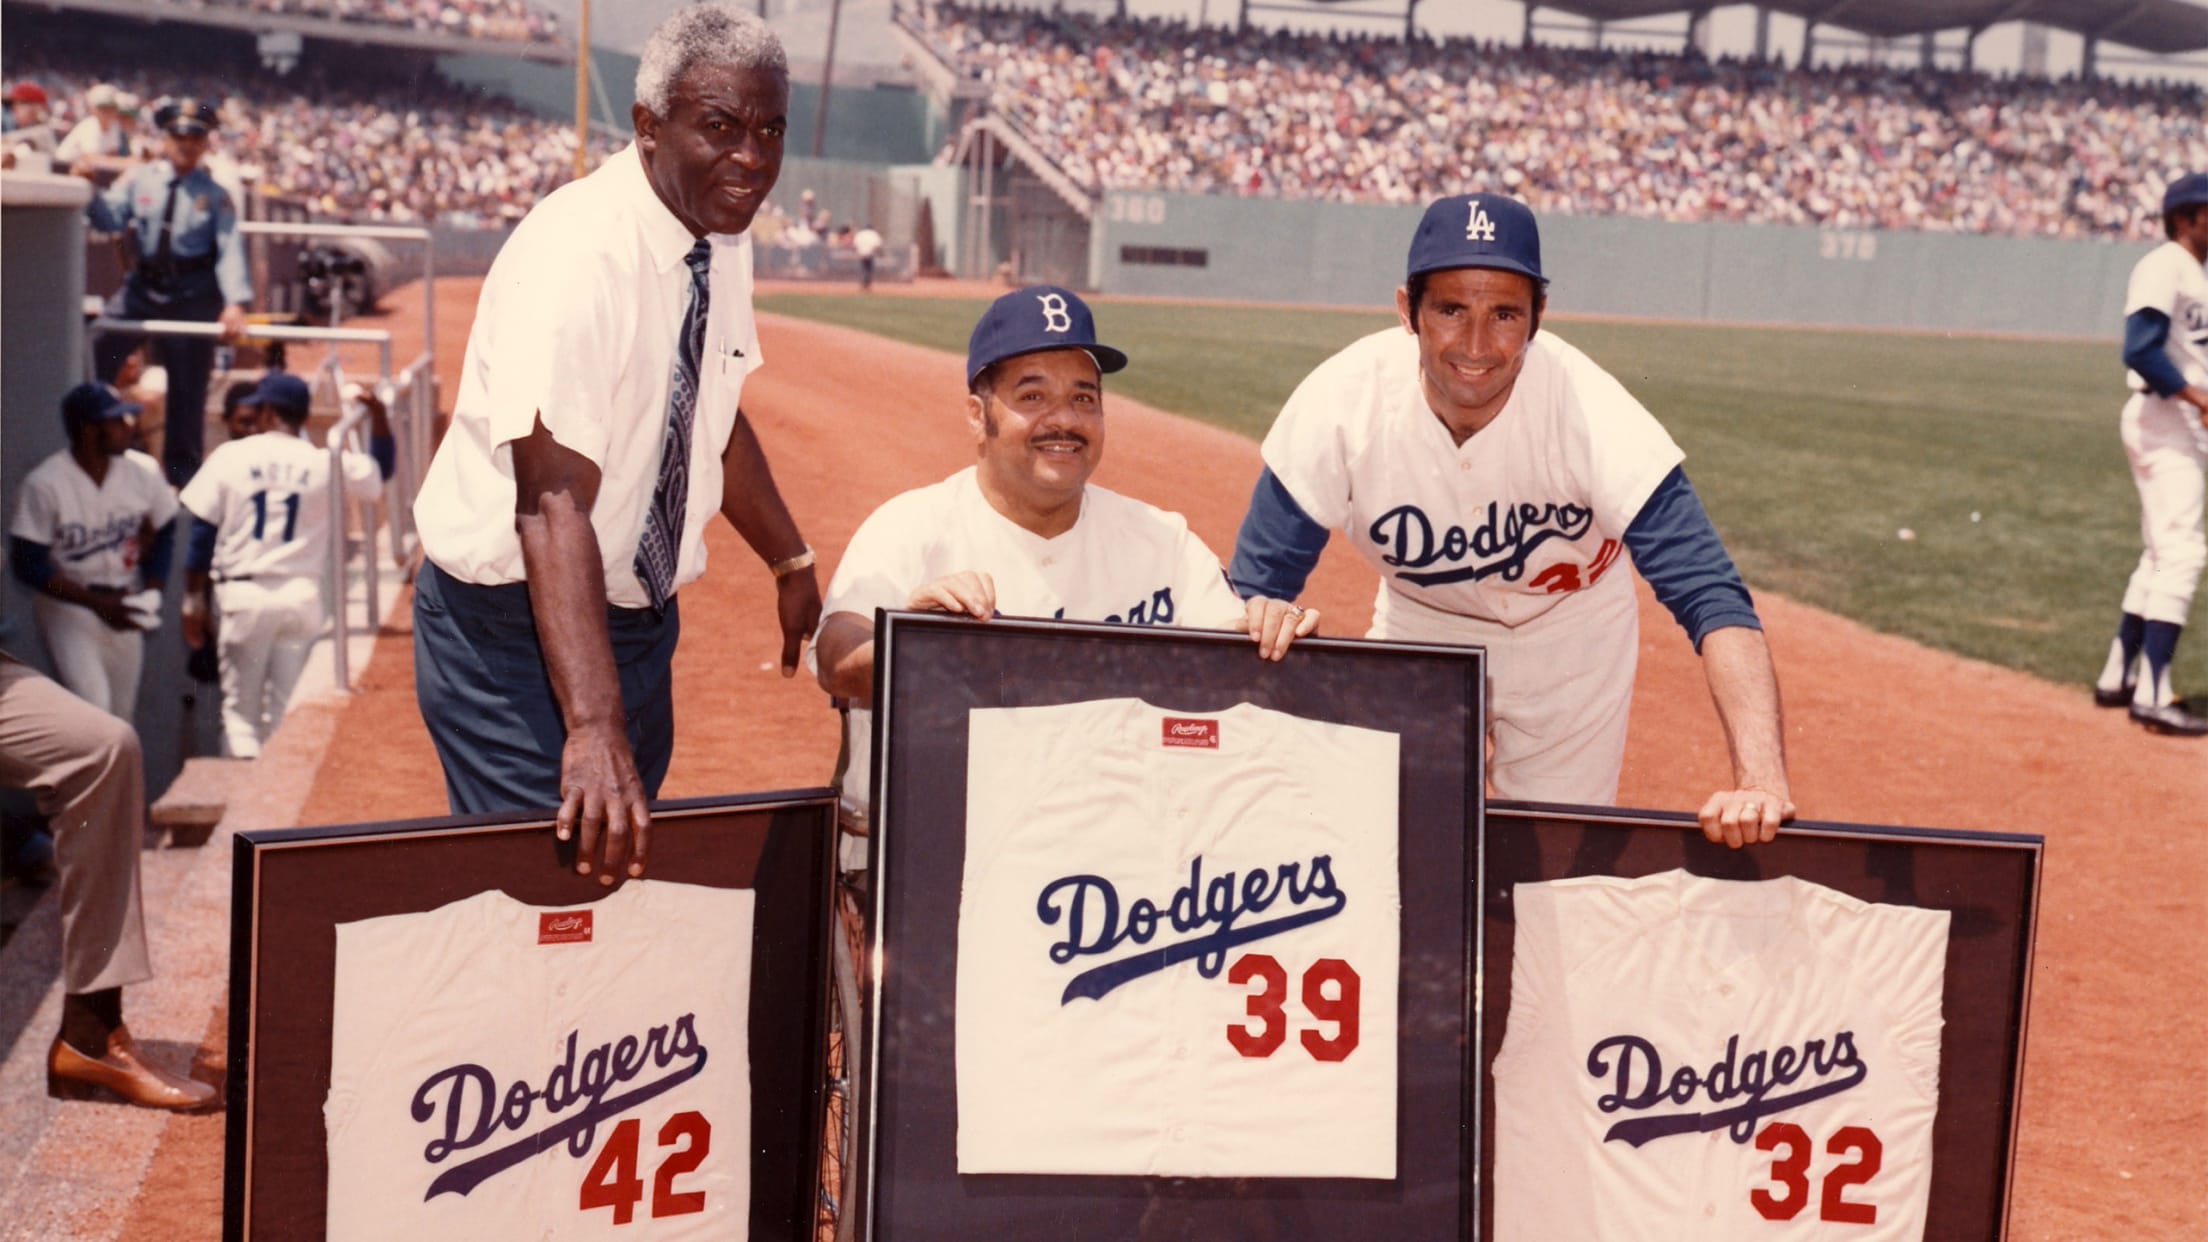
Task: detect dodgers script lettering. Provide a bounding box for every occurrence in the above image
[1368,500,1594,587]
[1586,1029,1867,1147]
[409,1013,707,1200]
[1037,854,1345,1003]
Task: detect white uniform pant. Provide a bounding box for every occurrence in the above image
[2119,391,2208,625]
[32,592,143,720]
[215,577,324,759]
[1370,569,1638,805]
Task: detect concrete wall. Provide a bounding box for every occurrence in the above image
[2,172,217,806]
[1092,191,2149,338]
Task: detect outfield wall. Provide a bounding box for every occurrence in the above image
[1091,192,2154,338]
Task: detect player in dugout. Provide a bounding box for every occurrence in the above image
[1229,193,1791,849]
[811,285,1321,857]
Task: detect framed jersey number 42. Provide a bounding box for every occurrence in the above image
[579,1110,711,1224]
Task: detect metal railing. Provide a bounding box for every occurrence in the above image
[87,316,426,695]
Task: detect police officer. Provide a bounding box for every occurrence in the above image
[77,96,251,488]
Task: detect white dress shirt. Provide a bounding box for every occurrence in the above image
[415,143,765,609]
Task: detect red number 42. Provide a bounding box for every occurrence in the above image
[579,1110,711,1224]
[1751,1122,1882,1224]
[1226,953,1360,1061]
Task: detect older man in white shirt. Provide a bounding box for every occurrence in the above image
[411,3,820,883]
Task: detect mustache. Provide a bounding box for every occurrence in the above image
[1029,430,1088,447]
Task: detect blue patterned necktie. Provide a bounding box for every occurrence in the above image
[635,238,712,611]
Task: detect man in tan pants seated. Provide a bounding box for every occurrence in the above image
[0,653,215,1109]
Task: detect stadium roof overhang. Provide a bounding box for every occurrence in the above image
[1524,0,2208,56]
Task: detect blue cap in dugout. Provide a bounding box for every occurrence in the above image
[966,285,1129,385]
[1407,192,1545,285]
[250,372,313,420]
[60,382,141,430]
[2163,173,2208,214]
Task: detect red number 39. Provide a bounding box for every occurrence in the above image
[1227,953,1360,1061]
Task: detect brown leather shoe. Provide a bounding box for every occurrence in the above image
[47,1025,219,1111]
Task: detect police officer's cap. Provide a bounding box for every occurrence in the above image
[154,96,219,136]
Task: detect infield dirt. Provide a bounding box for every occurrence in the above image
[112,279,2208,1241]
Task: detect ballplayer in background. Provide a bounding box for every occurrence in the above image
[1230,193,1790,847]
[1492,870,1948,1239]
[177,373,392,757]
[325,880,753,1239]
[8,383,178,719]
[2092,173,2208,736]
[811,286,1319,841]
[958,698,1399,1178]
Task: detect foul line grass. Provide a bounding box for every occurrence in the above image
[760,291,2181,696]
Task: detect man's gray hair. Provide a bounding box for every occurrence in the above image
[635,3,788,115]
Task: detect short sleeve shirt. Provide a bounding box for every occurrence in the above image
[818,467,1247,816]
[2124,240,2208,393]
[1261,328,1682,628]
[9,448,177,590]
[412,143,765,609]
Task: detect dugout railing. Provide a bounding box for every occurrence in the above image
[83,314,432,695]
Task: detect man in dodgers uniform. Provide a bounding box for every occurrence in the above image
[1492,870,1948,1239]
[2092,173,2208,736]
[326,879,752,1238]
[177,372,392,757]
[8,383,177,719]
[812,286,1320,833]
[1230,193,1789,848]
[957,697,1399,1178]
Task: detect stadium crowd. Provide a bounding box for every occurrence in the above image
[911,2,2208,240]
[135,0,559,44]
[2,53,613,224]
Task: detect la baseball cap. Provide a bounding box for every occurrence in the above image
[1407,192,1545,285]
[154,96,219,136]
[966,285,1128,386]
[250,372,312,420]
[60,382,141,429]
[2163,173,2208,215]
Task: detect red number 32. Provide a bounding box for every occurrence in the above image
[1751,1122,1882,1224]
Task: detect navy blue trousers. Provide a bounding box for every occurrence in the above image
[412,559,678,815]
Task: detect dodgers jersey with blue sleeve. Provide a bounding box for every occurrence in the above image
[1492,870,1948,1241]
[819,466,1248,818]
[2125,241,2208,394]
[957,698,1400,1178]
[180,432,383,581]
[1261,327,1682,631]
[10,449,177,589]
[325,880,753,1241]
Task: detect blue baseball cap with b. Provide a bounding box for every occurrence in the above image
[966,285,1128,386]
[250,372,312,420]
[2163,173,2208,215]
[60,382,140,429]
[1406,192,1545,285]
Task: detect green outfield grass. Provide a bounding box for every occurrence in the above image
[759,291,2180,696]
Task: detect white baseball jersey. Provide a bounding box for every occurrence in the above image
[326,881,753,1241]
[9,448,176,590]
[179,430,382,581]
[1492,870,1949,1241]
[956,698,1401,1178]
[1262,326,1681,637]
[2124,240,2208,395]
[818,466,1247,819]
